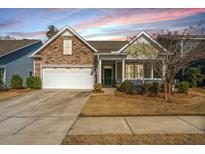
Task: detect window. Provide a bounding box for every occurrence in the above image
[63,39,72,55]
[144,64,151,78]
[28,70,33,77]
[135,64,144,79]
[0,68,5,82]
[126,64,134,79]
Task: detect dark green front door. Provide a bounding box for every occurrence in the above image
[104,68,112,86]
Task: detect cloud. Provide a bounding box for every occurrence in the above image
[6,31,46,38]
[75,8,205,31]
[0,19,20,29]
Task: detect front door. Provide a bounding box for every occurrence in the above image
[104,68,112,86]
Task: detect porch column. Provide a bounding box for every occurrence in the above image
[122,59,125,81]
[115,61,117,81]
[162,60,166,80]
[151,64,154,79]
[98,59,102,84]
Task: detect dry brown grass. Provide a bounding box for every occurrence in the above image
[0,88,33,101]
[80,88,205,116]
[62,134,205,145]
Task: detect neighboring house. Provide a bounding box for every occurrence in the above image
[31,25,166,89]
[30,25,204,90]
[0,40,43,87]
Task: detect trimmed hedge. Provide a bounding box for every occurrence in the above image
[121,80,132,94]
[178,81,189,94]
[11,75,23,89]
[26,76,41,89]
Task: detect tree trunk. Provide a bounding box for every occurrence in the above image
[168,83,172,101]
[164,82,168,101]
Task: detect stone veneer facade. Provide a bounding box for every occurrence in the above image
[34,31,97,83]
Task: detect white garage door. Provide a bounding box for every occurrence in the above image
[42,67,93,89]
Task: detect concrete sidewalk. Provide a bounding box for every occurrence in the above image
[68,116,205,135]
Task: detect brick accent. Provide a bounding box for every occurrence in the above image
[34,32,97,83]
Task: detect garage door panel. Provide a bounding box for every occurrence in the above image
[42,67,93,89]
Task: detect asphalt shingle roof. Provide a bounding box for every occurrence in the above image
[87,41,128,53]
[0,39,40,57]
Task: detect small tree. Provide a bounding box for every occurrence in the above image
[183,67,203,87]
[127,26,205,101]
[154,30,205,101]
[26,76,41,89]
[46,25,59,40]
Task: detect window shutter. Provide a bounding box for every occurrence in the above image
[63,39,72,55]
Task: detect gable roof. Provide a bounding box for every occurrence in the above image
[117,31,167,53]
[87,41,128,53]
[31,25,98,57]
[0,39,41,58]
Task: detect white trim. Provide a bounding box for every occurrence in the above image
[122,59,125,81]
[33,60,36,76]
[0,66,6,83]
[0,40,41,58]
[117,31,167,53]
[31,25,98,57]
[98,59,102,84]
[41,64,93,68]
[27,70,33,77]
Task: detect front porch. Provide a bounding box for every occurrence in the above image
[97,56,161,87]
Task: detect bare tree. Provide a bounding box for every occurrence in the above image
[126,26,205,101]
[150,29,205,101]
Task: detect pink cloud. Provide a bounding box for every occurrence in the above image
[7,31,46,38]
[109,37,127,41]
[75,8,205,31]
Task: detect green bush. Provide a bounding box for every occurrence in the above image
[183,68,203,87]
[115,83,122,91]
[178,81,189,94]
[26,76,41,89]
[94,83,102,92]
[10,75,23,89]
[121,80,132,94]
[0,75,3,87]
[144,82,152,93]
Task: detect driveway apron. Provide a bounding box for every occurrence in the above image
[0,90,90,144]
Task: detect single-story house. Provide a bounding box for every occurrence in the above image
[0,40,43,87]
[30,25,204,90]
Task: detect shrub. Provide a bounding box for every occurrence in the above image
[0,75,3,87]
[135,84,143,94]
[116,83,122,91]
[26,76,41,89]
[121,80,132,94]
[10,75,23,89]
[144,82,152,93]
[149,82,160,96]
[183,68,203,87]
[178,81,189,94]
[94,83,102,92]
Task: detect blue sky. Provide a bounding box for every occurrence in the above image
[0,8,205,40]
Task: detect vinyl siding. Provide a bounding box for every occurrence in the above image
[0,42,42,87]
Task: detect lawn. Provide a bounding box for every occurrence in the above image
[80,88,205,116]
[0,88,33,101]
[62,134,205,145]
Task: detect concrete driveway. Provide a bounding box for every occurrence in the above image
[0,90,90,144]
